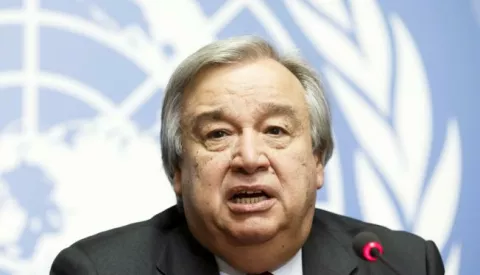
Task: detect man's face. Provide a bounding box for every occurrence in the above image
[175,58,324,247]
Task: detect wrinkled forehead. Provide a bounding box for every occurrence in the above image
[182,102,305,129]
[180,59,309,117]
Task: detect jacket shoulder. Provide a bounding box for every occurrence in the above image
[51,206,183,274]
[314,209,444,274]
[315,208,426,245]
[74,205,180,249]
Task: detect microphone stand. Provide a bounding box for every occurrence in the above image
[371,248,404,275]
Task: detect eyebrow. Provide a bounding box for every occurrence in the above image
[185,103,302,131]
[256,103,300,124]
[186,109,227,129]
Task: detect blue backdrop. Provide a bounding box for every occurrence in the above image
[0,0,478,274]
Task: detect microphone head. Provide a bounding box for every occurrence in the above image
[352,231,384,262]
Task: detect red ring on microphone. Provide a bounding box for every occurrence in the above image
[362,241,384,262]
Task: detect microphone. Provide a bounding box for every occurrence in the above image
[352,231,406,275]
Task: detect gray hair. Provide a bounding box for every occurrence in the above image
[160,35,334,186]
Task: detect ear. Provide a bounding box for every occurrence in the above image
[173,169,182,196]
[314,154,325,190]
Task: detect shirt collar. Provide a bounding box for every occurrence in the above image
[215,249,303,275]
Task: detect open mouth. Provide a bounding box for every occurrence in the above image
[230,190,271,204]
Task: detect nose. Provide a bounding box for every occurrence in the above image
[230,129,270,174]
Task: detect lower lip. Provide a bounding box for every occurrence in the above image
[227,198,276,214]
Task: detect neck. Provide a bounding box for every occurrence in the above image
[200,215,313,274]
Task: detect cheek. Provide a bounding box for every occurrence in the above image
[182,152,230,202]
[272,151,318,193]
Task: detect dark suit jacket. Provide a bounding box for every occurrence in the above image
[50,206,444,275]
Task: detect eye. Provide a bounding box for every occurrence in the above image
[265,126,286,136]
[206,130,229,139]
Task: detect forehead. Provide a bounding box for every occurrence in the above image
[182,59,308,115]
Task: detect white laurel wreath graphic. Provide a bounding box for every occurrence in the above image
[286,0,462,274]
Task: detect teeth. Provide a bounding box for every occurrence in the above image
[234,196,268,204]
[238,190,262,195]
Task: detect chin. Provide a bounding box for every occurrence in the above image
[226,221,278,245]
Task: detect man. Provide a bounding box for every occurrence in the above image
[50,36,444,275]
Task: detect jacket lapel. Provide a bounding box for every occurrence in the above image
[156,221,219,275]
[302,211,358,275]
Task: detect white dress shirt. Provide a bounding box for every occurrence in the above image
[215,249,303,275]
